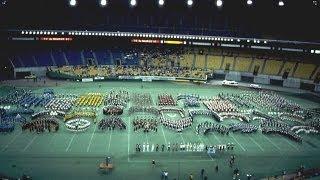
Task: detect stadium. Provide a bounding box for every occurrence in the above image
[0,0,320,179]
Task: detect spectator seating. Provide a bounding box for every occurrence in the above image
[294,63,316,79]
[263,60,283,75]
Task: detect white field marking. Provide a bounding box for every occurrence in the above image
[87,124,97,152]
[160,125,168,145]
[179,133,186,144]
[282,138,300,151]
[107,130,113,153]
[66,134,76,152]
[248,135,264,152]
[128,117,131,162]
[191,126,214,161]
[213,133,222,144]
[145,133,149,144]
[129,159,216,163]
[230,134,246,151]
[262,134,281,151]
[23,136,37,152]
[1,130,23,152]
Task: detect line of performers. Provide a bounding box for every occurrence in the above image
[160,117,193,132]
[196,121,229,135]
[135,142,235,152]
[133,117,158,133]
[22,117,59,133]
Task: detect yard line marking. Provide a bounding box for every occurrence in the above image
[1,130,23,152]
[282,138,299,151]
[86,124,97,152]
[213,133,222,144]
[129,159,216,163]
[107,130,113,153]
[191,126,214,161]
[160,125,168,145]
[230,134,246,151]
[248,135,264,152]
[128,117,131,162]
[145,133,149,144]
[66,134,76,152]
[23,136,37,152]
[262,134,281,151]
[179,133,186,144]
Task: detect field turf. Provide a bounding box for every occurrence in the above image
[1,81,320,180]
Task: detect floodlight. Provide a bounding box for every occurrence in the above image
[69,0,77,6]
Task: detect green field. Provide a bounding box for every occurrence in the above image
[1,81,320,180]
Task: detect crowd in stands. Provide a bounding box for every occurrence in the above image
[133,117,158,133]
[50,66,208,80]
[98,116,126,131]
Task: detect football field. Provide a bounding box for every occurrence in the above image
[1,81,320,180]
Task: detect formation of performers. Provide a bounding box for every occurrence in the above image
[228,123,258,133]
[22,118,59,133]
[196,121,229,135]
[103,105,123,115]
[203,98,237,113]
[158,94,176,106]
[160,117,193,132]
[105,90,129,107]
[135,142,235,152]
[261,118,302,142]
[131,93,153,106]
[133,117,158,133]
[98,116,126,131]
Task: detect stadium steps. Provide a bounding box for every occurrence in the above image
[50,51,57,66]
[279,61,295,77]
[311,65,320,80]
[219,56,225,70]
[16,56,24,67]
[108,50,114,65]
[260,59,267,75]
[204,54,208,70]
[62,51,69,66]
[80,51,86,65]
[92,52,99,65]
[291,62,299,78]
[194,54,206,69]
[32,55,38,67]
[250,58,264,74]
[191,54,196,68]
[310,65,319,80]
[277,61,286,76]
[248,58,254,72]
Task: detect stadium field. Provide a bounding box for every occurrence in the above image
[1,81,320,180]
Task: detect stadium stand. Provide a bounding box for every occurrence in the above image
[250,58,264,74]
[263,60,283,75]
[194,54,206,69]
[280,61,296,77]
[222,56,235,71]
[234,57,252,72]
[180,54,194,68]
[65,51,82,66]
[206,55,222,70]
[52,51,67,67]
[294,63,316,80]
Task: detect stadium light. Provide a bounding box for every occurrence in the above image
[100,0,107,7]
[278,0,284,6]
[130,0,137,7]
[187,0,193,7]
[216,0,223,7]
[69,0,77,6]
[313,0,318,6]
[247,0,253,5]
[158,0,164,6]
